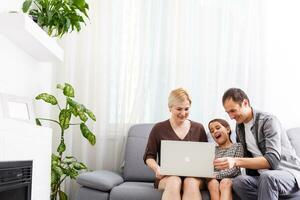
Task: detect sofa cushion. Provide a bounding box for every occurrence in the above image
[123,124,156,182]
[77,186,109,200]
[286,127,300,157]
[77,170,123,191]
[109,182,214,200]
[110,182,162,200]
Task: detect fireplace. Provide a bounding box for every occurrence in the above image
[0,160,33,200]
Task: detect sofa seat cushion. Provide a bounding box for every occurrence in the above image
[110,182,162,200]
[76,186,109,200]
[77,170,124,192]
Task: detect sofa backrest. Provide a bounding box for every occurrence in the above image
[122,125,300,183]
[286,127,300,157]
[123,124,155,182]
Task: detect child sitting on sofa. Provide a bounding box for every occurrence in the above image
[207,119,243,200]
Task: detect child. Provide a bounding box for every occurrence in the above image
[207,119,243,200]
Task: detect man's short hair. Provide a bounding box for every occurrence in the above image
[222,88,250,106]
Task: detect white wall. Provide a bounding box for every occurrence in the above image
[0,35,53,97]
[0,1,55,199]
[0,0,53,110]
[264,0,300,129]
[0,1,21,13]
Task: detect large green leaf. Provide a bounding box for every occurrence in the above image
[51,169,60,185]
[52,154,60,162]
[66,97,77,107]
[67,98,78,116]
[73,0,85,8]
[36,93,58,105]
[74,21,81,31]
[68,168,79,179]
[63,156,76,164]
[22,0,32,13]
[63,83,75,97]
[59,109,72,130]
[77,108,88,122]
[83,107,96,121]
[57,141,66,154]
[73,162,87,170]
[52,165,63,176]
[69,106,78,117]
[67,98,88,121]
[59,191,68,200]
[80,123,96,145]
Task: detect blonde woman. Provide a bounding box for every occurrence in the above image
[143,88,207,200]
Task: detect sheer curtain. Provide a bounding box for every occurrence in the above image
[55,0,265,197]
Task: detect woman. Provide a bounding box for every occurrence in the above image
[207,119,244,200]
[143,88,207,200]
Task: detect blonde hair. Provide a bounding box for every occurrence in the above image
[168,88,192,108]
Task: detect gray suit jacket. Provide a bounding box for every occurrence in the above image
[236,109,300,188]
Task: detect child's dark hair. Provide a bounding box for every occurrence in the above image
[208,118,232,143]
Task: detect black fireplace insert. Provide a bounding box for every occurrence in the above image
[0,160,33,200]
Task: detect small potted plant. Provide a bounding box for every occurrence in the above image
[22,0,89,37]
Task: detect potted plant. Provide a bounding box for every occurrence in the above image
[22,0,89,37]
[35,83,96,200]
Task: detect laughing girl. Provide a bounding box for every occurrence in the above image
[207,119,243,200]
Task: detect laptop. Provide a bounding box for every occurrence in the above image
[160,140,215,178]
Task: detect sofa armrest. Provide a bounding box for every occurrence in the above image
[77,170,124,192]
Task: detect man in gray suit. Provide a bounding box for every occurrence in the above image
[214,88,300,200]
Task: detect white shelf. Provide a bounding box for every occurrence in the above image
[0,12,64,62]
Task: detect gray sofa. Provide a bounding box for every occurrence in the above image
[76,124,300,200]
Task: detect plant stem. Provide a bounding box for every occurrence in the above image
[37,118,61,126]
[58,175,67,186]
[57,103,62,111]
[59,129,64,157]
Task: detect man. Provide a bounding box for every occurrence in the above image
[214,88,300,200]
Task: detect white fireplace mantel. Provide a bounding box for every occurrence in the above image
[0,119,52,200]
[0,12,64,62]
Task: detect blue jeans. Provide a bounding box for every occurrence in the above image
[233,170,300,200]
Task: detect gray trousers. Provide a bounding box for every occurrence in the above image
[233,170,300,200]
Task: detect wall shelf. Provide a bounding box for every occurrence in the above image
[0,12,64,62]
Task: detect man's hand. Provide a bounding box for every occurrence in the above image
[214,157,236,170]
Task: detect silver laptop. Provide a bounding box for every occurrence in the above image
[160,140,215,178]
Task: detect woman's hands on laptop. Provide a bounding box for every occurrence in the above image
[146,158,165,179]
[214,157,236,170]
[155,166,165,179]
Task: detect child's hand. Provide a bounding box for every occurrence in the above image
[212,172,218,178]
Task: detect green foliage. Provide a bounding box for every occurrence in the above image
[35,83,96,200]
[22,0,89,38]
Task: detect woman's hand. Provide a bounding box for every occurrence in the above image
[145,158,165,179]
[154,166,164,179]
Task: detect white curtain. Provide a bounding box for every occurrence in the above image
[55,0,265,198]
